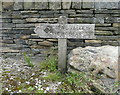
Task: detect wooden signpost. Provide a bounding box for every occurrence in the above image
[34,16,95,73]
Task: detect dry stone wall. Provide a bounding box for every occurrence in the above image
[0,1,120,57]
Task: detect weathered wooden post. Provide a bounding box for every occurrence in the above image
[34,16,95,74]
[58,16,67,73]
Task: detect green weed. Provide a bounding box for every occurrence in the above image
[28,86,34,91]
[39,56,57,72]
[114,81,120,87]
[23,52,34,67]
[43,72,63,81]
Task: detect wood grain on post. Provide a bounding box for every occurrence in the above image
[58,16,67,73]
[58,39,67,73]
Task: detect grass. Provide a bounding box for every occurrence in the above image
[39,56,94,93]
[3,49,115,93]
[22,50,99,93]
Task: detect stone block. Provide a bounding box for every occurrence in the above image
[68,41,84,47]
[72,0,81,9]
[102,41,119,46]
[95,24,111,27]
[21,11,38,14]
[1,39,14,44]
[95,1,118,9]
[39,10,59,15]
[95,30,113,36]
[26,40,37,45]
[85,42,101,47]
[35,0,48,9]
[113,23,120,27]
[76,10,93,13]
[10,44,29,50]
[41,14,54,18]
[75,18,93,23]
[111,14,120,17]
[30,45,50,49]
[24,0,35,9]
[20,11,39,18]
[12,11,22,19]
[12,29,34,34]
[95,14,110,18]
[28,39,44,42]
[2,36,13,40]
[22,14,40,18]
[93,17,104,24]
[0,18,11,23]
[69,14,93,17]
[48,18,58,23]
[54,13,68,18]
[95,10,120,14]
[104,17,120,23]
[85,40,102,43]
[82,1,94,9]
[12,19,25,23]
[0,47,20,53]
[0,33,10,38]
[95,27,118,31]
[47,39,58,42]
[1,30,12,34]
[118,1,120,9]
[0,1,2,12]
[85,40,102,46]
[16,24,35,28]
[2,2,13,10]
[62,0,71,9]
[113,31,119,35]
[2,23,15,29]
[2,11,12,18]
[14,39,27,45]
[60,10,76,14]
[96,36,118,40]
[67,18,75,23]
[28,18,57,23]
[38,41,53,47]
[13,0,24,10]
[49,0,61,9]
[13,27,34,30]
[29,34,40,38]
[26,18,38,22]
[20,35,30,40]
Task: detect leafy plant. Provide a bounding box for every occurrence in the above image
[23,52,34,67]
[114,81,120,87]
[40,56,57,72]
[35,90,44,93]
[43,72,62,81]
[60,71,92,93]
[28,86,34,91]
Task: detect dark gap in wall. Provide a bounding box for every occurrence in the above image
[70,1,73,9]
[61,2,63,10]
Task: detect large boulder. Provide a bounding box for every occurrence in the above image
[68,45,119,92]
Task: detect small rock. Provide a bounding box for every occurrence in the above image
[20,35,30,40]
[47,39,58,42]
[38,41,53,47]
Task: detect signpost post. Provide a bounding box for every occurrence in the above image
[34,16,95,73]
